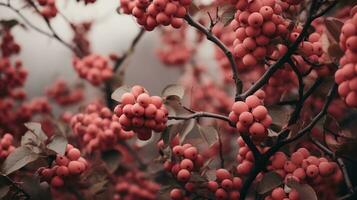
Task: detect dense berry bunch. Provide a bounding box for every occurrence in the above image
[70,103,134,152]
[72,54,113,85]
[113,85,168,140]
[0,133,15,160]
[113,170,160,200]
[236,137,255,175]
[231,0,290,70]
[71,22,92,56]
[46,79,84,106]
[336,9,357,107]
[119,0,191,31]
[206,169,243,200]
[264,186,299,200]
[268,148,343,199]
[229,91,272,141]
[40,144,88,188]
[164,144,204,181]
[37,0,58,19]
[157,26,192,66]
[1,28,21,57]
[0,58,27,97]
[163,144,204,199]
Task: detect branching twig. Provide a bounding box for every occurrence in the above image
[184,14,243,96]
[168,111,234,126]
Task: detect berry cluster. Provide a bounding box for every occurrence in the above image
[1,28,21,57]
[264,186,299,200]
[236,136,268,176]
[267,148,343,199]
[0,58,27,97]
[114,85,168,140]
[163,144,204,199]
[70,103,134,152]
[206,169,242,200]
[231,0,289,70]
[157,26,192,66]
[37,0,58,19]
[0,133,15,160]
[119,0,191,31]
[228,91,272,141]
[40,144,88,188]
[113,170,160,200]
[72,54,113,85]
[71,22,92,56]
[46,79,84,106]
[336,9,357,107]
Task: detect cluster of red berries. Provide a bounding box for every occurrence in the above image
[0,58,27,97]
[119,0,191,31]
[0,133,15,160]
[264,186,299,200]
[114,85,168,140]
[206,169,242,200]
[40,144,88,188]
[1,28,21,57]
[70,103,134,152]
[73,54,113,85]
[163,144,204,199]
[267,148,343,199]
[236,136,269,176]
[113,170,160,200]
[37,0,58,19]
[229,91,272,141]
[0,97,51,135]
[157,26,192,66]
[231,0,290,70]
[46,79,84,106]
[70,22,92,56]
[335,8,357,107]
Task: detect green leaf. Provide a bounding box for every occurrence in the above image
[198,126,218,147]
[287,179,317,200]
[24,122,48,142]
[22,176,52,200]
[325,17,343,43]
[221,7,236,26]
[256,172,283,195]
[178,119,196,144]
[21,131,41,147]
[111,85,131,102]
[161,84,185,100]
[89,180,108,195]
[1,146,39,175]
[101,150,121,173]
[46,134,67,155]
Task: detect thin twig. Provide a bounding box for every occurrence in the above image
[184,14,243,96]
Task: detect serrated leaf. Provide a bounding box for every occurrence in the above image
[21,131,41,147]
[256,172,283,195]
[46,134,67,155]
[325,17,343,43]
[89,180,108,195]
[221,7,236,26]
[22,176,52,200]
[101,150,121,173]
[0,19,19,29]
[198,125,218,147]
[179,119,196,144]
[111,85,131,102]
[162,84,185,100]
[1,146,39,175]
[24,122,48,142]
[287,179,317,200]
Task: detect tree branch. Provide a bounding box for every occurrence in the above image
[184,14,243,96]
[168,111,234,126]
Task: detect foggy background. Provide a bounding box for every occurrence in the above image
[0,0,203,99]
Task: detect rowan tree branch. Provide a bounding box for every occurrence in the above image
[184,14,243,96]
